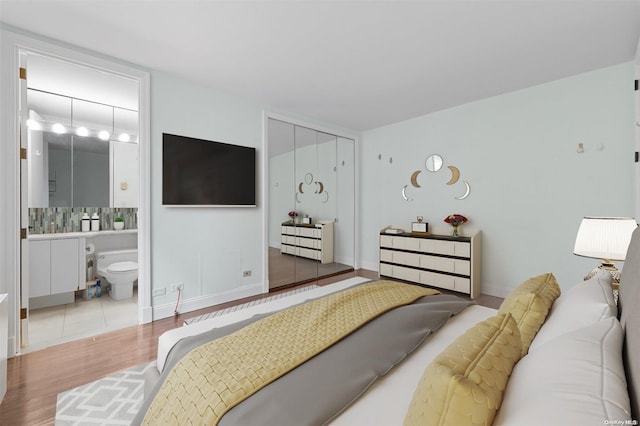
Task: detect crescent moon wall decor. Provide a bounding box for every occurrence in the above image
[321,191,329,204]
[315,181,324,194]
[401,185,414,202]
[446,166,460,185]
[410,170,422,188]
[454,181,471,200]
[295,192,302,203]
[298,182,304,194]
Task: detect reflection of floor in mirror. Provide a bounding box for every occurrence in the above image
[25,287,138,353]
[268,247,354,289]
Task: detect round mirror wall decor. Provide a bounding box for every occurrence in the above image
[401,154,471,201]
[425,154,443,172]
[304,173,313,184]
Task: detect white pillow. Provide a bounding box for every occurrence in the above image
[493,316,631,426]
[529,269,616,351]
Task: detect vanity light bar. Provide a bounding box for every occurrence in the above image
[26,119,137,143]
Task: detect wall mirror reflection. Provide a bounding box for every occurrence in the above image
[267,117,355,289]
[27,88,139,208]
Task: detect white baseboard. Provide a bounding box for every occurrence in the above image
[152,283,264,320]
[140,305,153,324]
[7,337,16,359]
[360,260,379,273]
[334,255,355,268]
[479,284,510,299]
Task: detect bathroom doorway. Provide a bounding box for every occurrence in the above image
[10,36,151,354]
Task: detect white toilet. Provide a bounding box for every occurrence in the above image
[96,249,138,300]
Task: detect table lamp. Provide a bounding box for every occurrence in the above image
[573,216,637,284]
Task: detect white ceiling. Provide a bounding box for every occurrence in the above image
[2,1,639,132]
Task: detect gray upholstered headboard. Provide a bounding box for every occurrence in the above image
[618,226,640,420]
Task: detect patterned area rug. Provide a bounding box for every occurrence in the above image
[55,284,319,424]
[55,361,154,425]
[183,284,318,325]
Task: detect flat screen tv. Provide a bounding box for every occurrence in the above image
[162,133,256,207]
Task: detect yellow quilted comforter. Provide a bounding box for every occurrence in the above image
[143,280,438,425]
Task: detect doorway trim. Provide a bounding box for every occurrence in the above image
[1,29,152,356]
[635,36,640,221]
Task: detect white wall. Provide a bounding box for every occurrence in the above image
[149,72,266,317]
[360,63,635,296]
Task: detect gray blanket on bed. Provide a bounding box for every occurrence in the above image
[133,292,472,426]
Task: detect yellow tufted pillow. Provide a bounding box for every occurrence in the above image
[404,313,522,426]
[498,273,561,355]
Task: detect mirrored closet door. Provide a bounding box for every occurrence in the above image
[267,117,355,289]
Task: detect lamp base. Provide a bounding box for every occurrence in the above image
[584,263,619,304]
[584,263,620,286]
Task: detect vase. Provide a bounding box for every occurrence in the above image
[113,221,124,231]
[451,225,460,237]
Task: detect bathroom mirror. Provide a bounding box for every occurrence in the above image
[27,88,138,208]
[425,154,443,172]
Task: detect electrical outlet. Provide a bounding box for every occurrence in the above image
[171,282,184,292]
[153,287,166,297]
[243,270,252,277]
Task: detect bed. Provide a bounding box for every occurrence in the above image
[134,228,640,425]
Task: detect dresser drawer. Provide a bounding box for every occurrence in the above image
[379,263,394,276]
[298,247,319,260]
[296,237,318,249]
[380,249,394,263]
[282,235,296,245]
[380,235,393,248]
[395,265,420,282]
[419,239,470,257]
[282,226,296,236]
[419,254,470,275]
[380,235,420,251]
[281,244,296,255]
[297,227,320,238]
[393,251,420,267]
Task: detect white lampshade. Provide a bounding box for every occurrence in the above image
[574,217,637,262]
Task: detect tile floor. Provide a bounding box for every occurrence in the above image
[25,287,138,353]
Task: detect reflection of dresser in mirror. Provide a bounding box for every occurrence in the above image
[280,221,334,264]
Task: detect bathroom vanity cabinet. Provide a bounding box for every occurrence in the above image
[29,238,85,298]
[27,230,138,308]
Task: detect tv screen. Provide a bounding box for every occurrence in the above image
[162,133,256,206]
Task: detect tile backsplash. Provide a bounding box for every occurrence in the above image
[29,208,138,234]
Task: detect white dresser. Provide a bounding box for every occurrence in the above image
[281,221,334,264]
[379,230,482,299]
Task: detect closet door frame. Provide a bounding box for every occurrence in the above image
[262,111,360,293]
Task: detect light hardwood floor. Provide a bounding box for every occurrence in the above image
[0,270,502,425]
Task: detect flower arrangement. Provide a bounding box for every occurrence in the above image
[444,214,467,226]
[444,214,468,237]
[288,211,298,219]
